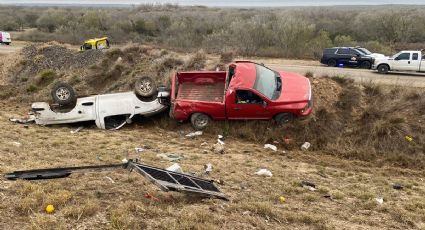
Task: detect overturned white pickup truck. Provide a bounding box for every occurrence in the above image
[31,77,169,129]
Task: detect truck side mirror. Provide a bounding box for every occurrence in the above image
[262,101,267,108]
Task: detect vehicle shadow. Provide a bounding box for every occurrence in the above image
[371,71,425,77]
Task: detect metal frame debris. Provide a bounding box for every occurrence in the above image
[5,159,227,200]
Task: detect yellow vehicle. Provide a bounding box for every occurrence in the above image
[80,37,110,51]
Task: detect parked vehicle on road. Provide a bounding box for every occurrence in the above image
[170,61,313,130]
[0,31,11,45]
[373,51,425,74]
[32,77,169,129]
[80,37,110,51]
[320,47,375,69]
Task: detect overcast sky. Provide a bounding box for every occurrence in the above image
[2,0,425,7]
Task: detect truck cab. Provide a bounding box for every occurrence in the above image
[373,51,425,74]
[170,61,312,130]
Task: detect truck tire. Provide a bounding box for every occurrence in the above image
[360,61,371,69]
[51,82,76,106]
[5,42,10,45]
[135,76,157,98]
[327,59,337,67]
[274,113,294,124]
[377,64,389,74]
[191,113,210,130]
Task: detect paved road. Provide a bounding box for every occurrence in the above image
[265,63,425,88]
[1,42,425,87]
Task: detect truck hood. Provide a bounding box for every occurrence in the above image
[276,71,311,103]
[365,53,387,58]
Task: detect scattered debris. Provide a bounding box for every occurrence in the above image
[70,126,84,134]
[186,131,203,138]
[134,147,145,153]
[323,195,332,200]
[217,139,225,145]
[301,142,311,151]
[255,169,273,177]
[204,163,213,174]
[376,197,384,204]
[212,143,225,154]
[5,159,227,200]
[166,163,184,173]
[11,141,22,147]
[105,176,115,183]
[279,196,286,203]
[283,136,292,145]
[405,136,414,142]
[9,115,35,124]
[301,181,317,191]
[200,142,208,147]
[156,153,184,161]
[45,204,55,214]
[264,144,277,151]
[216,135,225,145]
[393,184,404,190]
[242,211,251,216]
[144,192,160,202]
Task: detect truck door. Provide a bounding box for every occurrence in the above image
[407,52,421,71]
[393,52,411,71]
[226,89,271,120]
[335,48,351,66]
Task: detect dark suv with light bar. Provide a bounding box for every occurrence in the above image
[320,47,375,69]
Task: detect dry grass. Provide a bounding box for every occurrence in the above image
[1,44,425,229]
[1,100,425,229]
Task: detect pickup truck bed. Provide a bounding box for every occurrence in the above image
[175,72,226,102]
[177,82,224,102]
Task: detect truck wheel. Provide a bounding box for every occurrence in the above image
[5,42,10,45]
[360,61,371,69]
[135,76,157,97]
[191,113,210,130]
[51,82,76,106]
[327,59,337,67]
[275,113,294,124]
[377,65,389,74]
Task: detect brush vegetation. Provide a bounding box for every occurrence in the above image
[2,5,425,58]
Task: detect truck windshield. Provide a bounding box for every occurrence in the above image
[254,64,281,100]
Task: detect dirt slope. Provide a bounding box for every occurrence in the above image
[0,43,425,229]
[1,101,425,229]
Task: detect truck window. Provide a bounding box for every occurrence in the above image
[396,53,410,60]
[349,49,360,55]
[236,90,263,104]
[254,64,278,99]
[412,53,419,60]
[336,48,350,55]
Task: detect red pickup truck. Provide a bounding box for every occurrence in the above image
[170,61,313,130]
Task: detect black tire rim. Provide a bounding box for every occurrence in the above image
[139,79,153,94]
[56,87,71,101]
[195,116,208,128]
